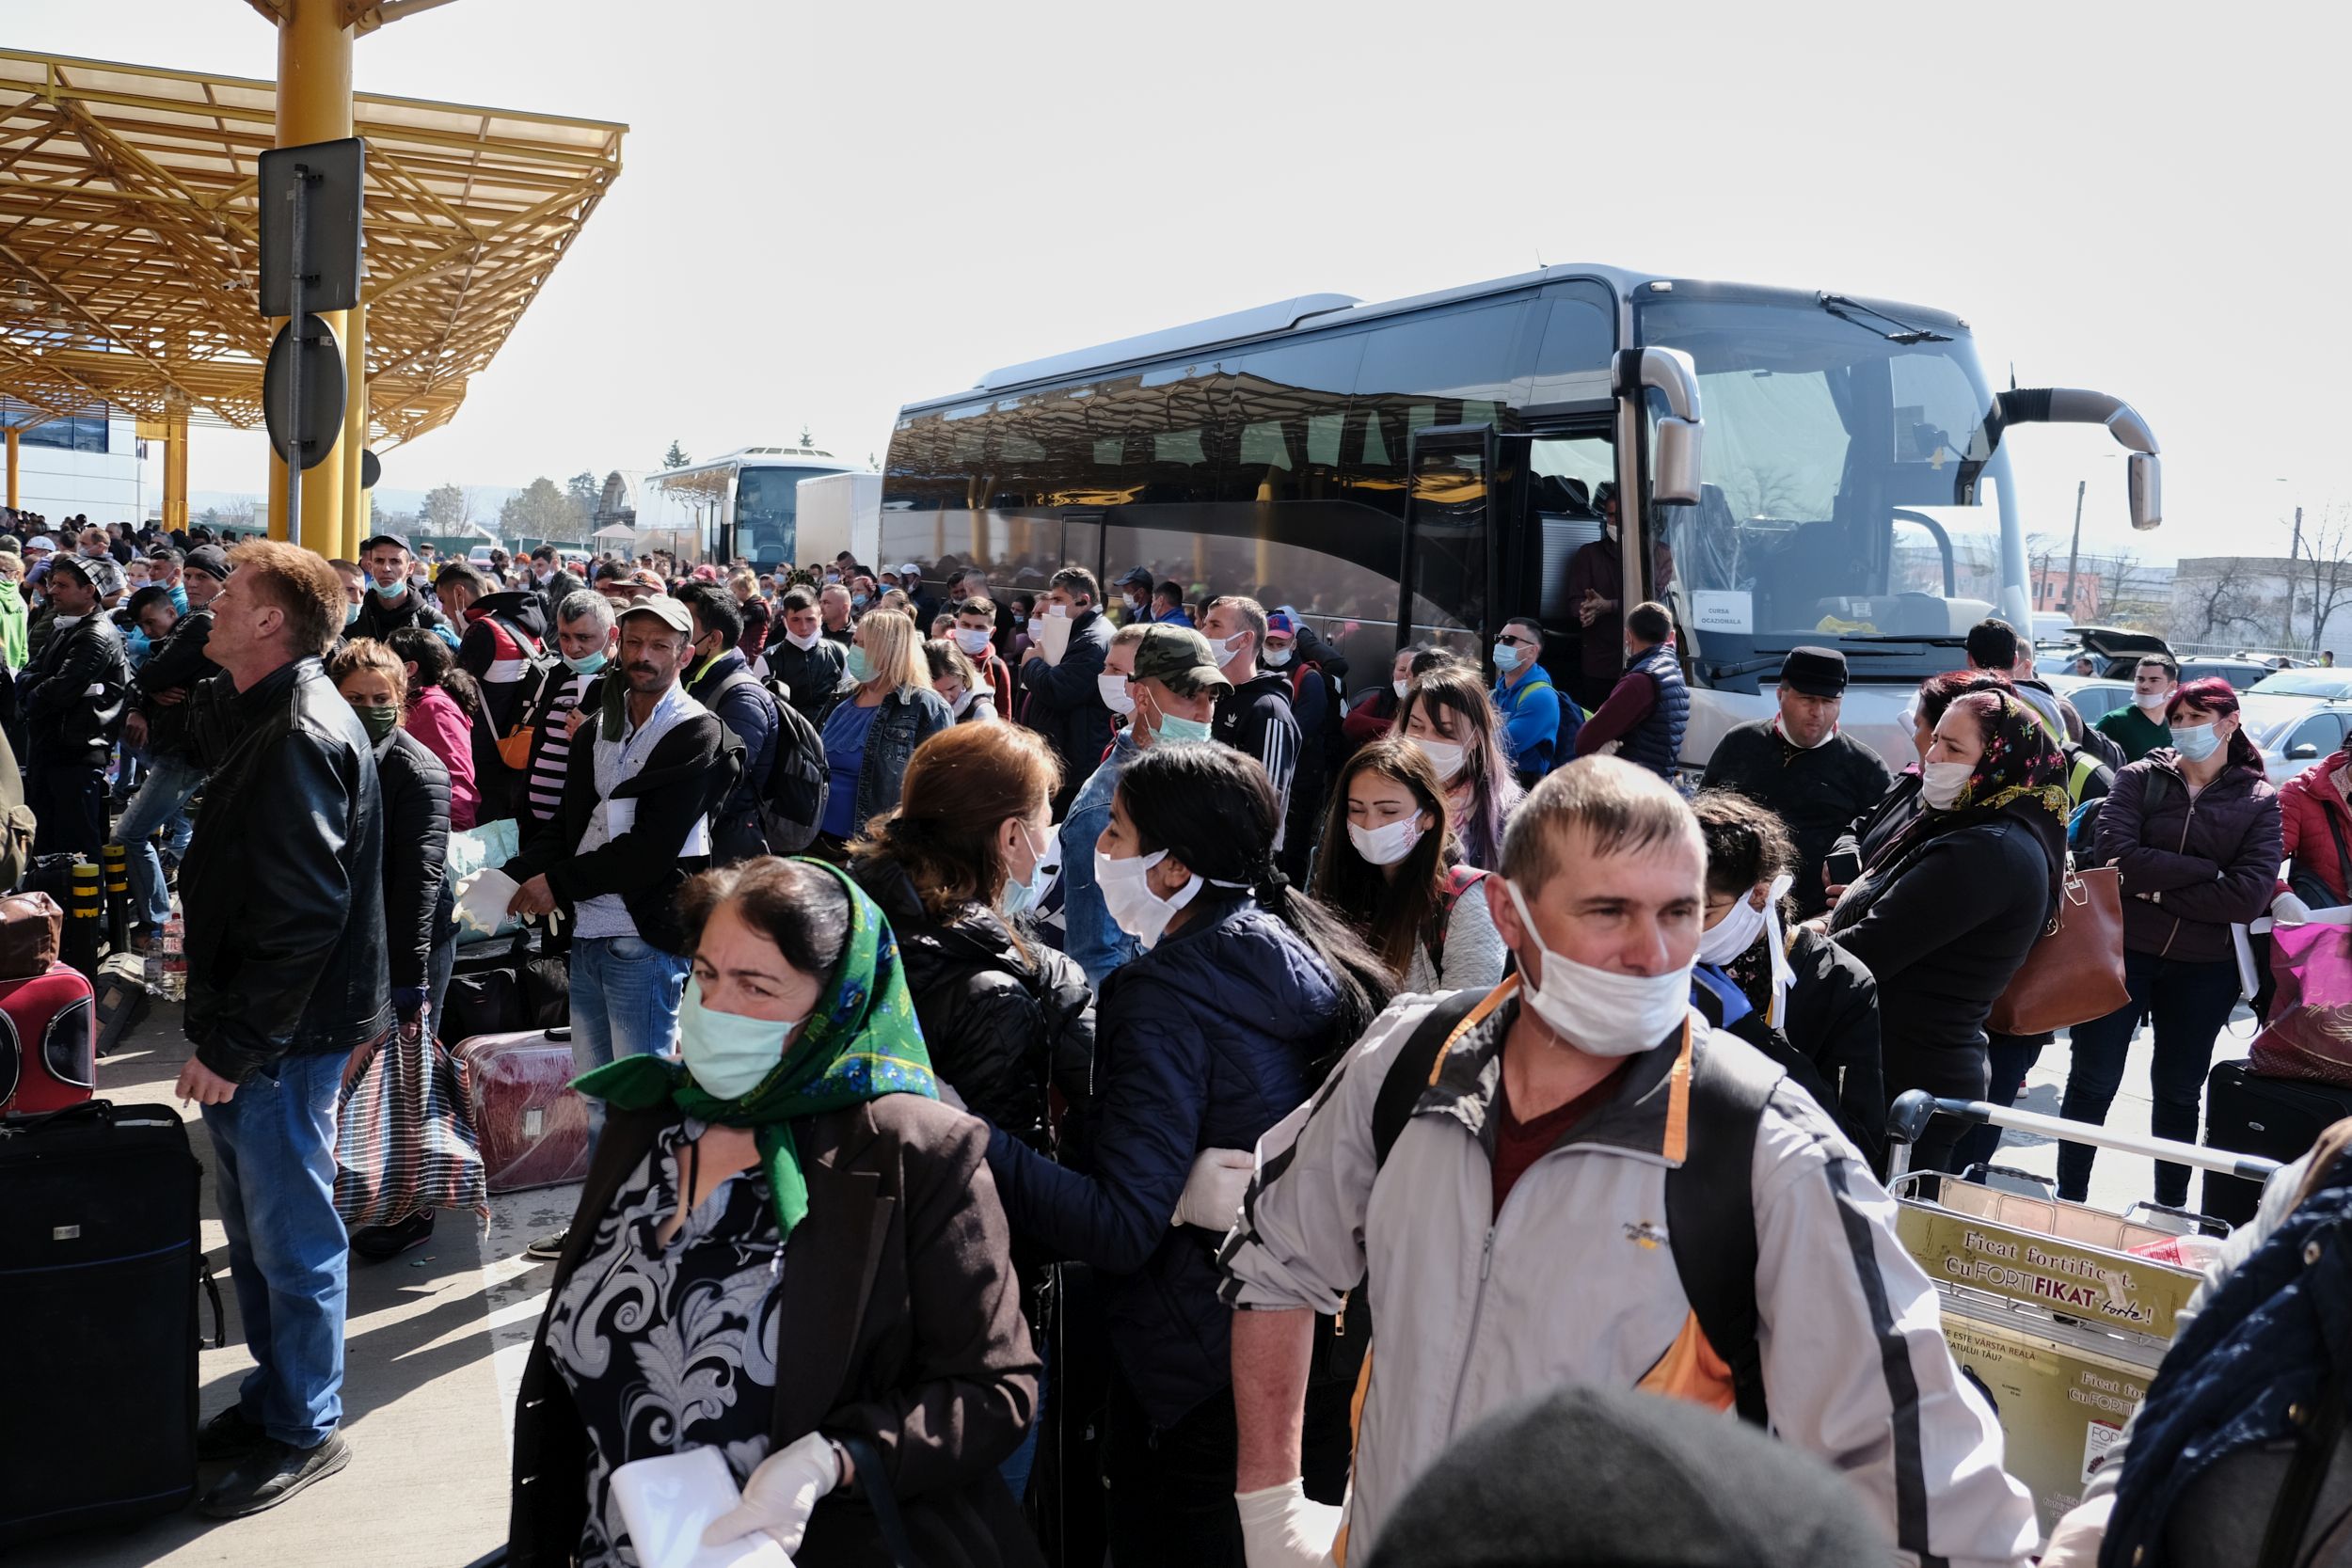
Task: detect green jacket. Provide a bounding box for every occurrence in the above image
[2095,703,2171,763]
[0,579,25,671]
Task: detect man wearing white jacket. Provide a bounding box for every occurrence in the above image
[1216,756,2040,1568]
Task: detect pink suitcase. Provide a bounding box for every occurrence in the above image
[452,1028,591,1194]
[0,959,96,1115]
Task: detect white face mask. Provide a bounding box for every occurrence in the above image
[1503,879,1692,1057]
[1413,736,1466,783]
[1264,646,1293,668]
[1696,872,1797,1019]
[784,627,821,652]
[954,626,994,657]
[1392,678,1410,700]
[2136,689,2171,713]
[1347,815,1423,867]
[1094,847,1204,950]
[1097,673,1136,715]
[1921,759,1976,810]
[1211,629,1251,663]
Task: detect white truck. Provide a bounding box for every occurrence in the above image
[794,470,882,570]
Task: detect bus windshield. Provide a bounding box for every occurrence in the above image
[732,466,835,565]
[1636,293,2013,658]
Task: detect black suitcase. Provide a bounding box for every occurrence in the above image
[2201,1060,2352,1226]
[0,1100,223,1546]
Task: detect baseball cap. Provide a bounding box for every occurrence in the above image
[1263,610,1299,641]
[619,594,692,635]
[360,531,412,554]
[898,562,922,580]
[24,535,55,554]
[1116,565,1155,591]
[183,545,231,580]
[1131,624,1232,696]
[1780,645,1849,698]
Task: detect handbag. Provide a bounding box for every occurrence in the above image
[2249,921,2352,1086]
[0,890,61,979]
[1986,859,2129,1036]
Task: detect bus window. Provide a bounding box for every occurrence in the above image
[1529,285,1617,404]
[1405,441,1490,662]
[1527,433,1613,632]
[1102,515,1400,673]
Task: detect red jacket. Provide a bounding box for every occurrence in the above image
[2278,751,2352,904]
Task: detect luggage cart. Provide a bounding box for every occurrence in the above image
[1883,1089,2283,1542]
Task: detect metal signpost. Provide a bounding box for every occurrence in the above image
[258,137,365,550]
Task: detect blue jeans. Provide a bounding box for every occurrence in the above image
[115,752,203,930]
[569,932,690,1144]
[2058,948,2241,1207]
[203,1050,351,1449]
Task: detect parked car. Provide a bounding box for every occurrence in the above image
[2043,674,2135,727]
[2251,666,2352,703]
[2247,698,2352,784]
[468,544,497,571]
[2178,657,2272,691]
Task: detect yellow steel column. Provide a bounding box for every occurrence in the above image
[340,297,367,558]
[264,0,353,550]
[5,428,16,511]
[164,404,189,533]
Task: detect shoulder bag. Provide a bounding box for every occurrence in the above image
[1986,855,2129,1035]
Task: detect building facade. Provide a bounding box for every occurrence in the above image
[4,404,151,527]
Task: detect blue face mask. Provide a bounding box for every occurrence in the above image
[343,600,361,627]
[168,585,187,615]
[1156,711,1214,747]
[1492,641,1521,673]
[372,578,407,600]
[2171,721,2221,763]
[846,645,876,684]
[676,976,801,1101]
[1000,823,1050,917]
[562,648,608,676]
[850,592,869,610]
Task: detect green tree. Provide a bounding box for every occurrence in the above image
[500,476,580,544]
[423,482,469,533]
[565,469,600,533]
[661,440,689,469]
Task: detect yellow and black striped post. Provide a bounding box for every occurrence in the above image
[100,842,130,954]
[65,859,101,980]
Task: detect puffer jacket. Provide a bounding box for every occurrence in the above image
[2276,750,2352,905]
[1218,986,2040,1567]
[851,858,1095,1151]
[851,684,953,835]
[182,657,392,1081]
[983,888,1342,1426]
[374,726,452,999]
[2094,750,2282,964]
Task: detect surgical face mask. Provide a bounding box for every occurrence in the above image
[1094,847,1204,950]
[352,703,400,743]
[409,572,432,594]
[1492,641,1522,673]
[850,592,869,610]
[1347,814,1423,867]
[846,645,876,684]
[954,626,993,657]
[2136,689,2170,712]
[562,647,608,676]
[535,568,554,586]
[1503,879,1692,1057]
[1412,736,1466,783]
[2172,721,2222,762]
[1156,711,1213,747]
[1097,673,1136,715]
[1048,602,1070,619]
[1264,646,1294,668]
[1000,823,1050,917]
[1392,678,1410,700]
[343,600,361,627]
[1699,886,1771,966]
[824,572,841,585]
[784,626,821,652]
[1210,628,1251,663]
[1026,616,1045,641]
[373,577,408,600]
[1921,759,1976,811]
[676,976,800,1101]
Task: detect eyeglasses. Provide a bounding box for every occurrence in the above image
[1497,633,1539,649]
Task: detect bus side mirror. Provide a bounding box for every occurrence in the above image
[1654,418,1702,506]
[2129,451,2162,531]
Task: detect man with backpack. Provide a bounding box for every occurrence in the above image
[1216,757,2039,1568]
[1263,610,1342,883]
[441,560,552,823]
[678,581,779,865]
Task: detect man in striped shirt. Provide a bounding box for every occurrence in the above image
[521,591,616,829]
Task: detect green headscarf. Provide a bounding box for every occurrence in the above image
[572,858,937,1237]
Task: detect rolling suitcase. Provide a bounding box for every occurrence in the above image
[453,1028,591,1194]
[2201,1059,2352,1227]
[0,959,96,1115]
[0,1100,223,1546]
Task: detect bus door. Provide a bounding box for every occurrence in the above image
[1503,417,1615,707]
[1399,425,1498,666]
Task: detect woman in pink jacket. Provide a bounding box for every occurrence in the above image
[387,626,482,830]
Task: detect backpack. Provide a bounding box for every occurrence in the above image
[714,667,829,853]
[485,615,561,773]
[1421,865,1490,978]
[1368,987,1784,1426]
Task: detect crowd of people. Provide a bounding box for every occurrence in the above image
[27,515,2320,1564]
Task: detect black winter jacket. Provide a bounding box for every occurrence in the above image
[1704,925,1887,1171]
[1702,721,1893,916]
[374,726,452,998]
[134,605,217,759]
[689,648,779,852]
[17,612,129,765]
[851,859,1094,1151]
[183,657,391,1082]
[351,586,446,643]
[502,690,730,956]
[768,633,849,728]
[2096,752,2282,966]
[1018,608,1113,788]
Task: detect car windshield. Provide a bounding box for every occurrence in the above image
[1637,293,2013,658]
[2252,668,2352,699]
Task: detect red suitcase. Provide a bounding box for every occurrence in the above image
[453,1028,591,1194]
[0,960,96,1115]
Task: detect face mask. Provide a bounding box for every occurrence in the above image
[1156,711,1214,747]
[1026,617,1045,640]
[1921,759,1976,810]
[1698,874,1799,1024]
[1095,847,1205,950]
[535,569,554,586]
[955,626,994,657]
[1347,815,1423,867]
[1393,678,1410,700]
[784,626,821,652]
[1503,879,1692,1057]
[1413,736,1466,783]
[1128,594,1149,615]
[846,646,876,684]
[344,600,361,626]
[851,593,869,610]
[353,703,401,743]
[1264,646,1294,668]
[1699,886,1771,966]
[677,976,800,1101]
[410,572,432,594]
[824,573,841,585]
[1048,602,1071,619]
[1097,673,1136,715]
[2172,721,2222,762]
[1492,641,1522,673]
[1000,824,1050,917]
[2136,689,2170,713]
[562,648,608,676]
[373,578,407,600]
[1211,629,1251,663]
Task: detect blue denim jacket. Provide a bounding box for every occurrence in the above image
[1058,730,1141,987]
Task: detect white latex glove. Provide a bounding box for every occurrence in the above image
[1235,1479,1341,1568]
[703,1431,839,1555]
[452,867,519,937]
[1173,1148,1257,1230]
[2036,1493,2112,1567]
[2274,889,2315,924]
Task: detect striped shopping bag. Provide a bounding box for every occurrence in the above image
[335,1027,490,1230]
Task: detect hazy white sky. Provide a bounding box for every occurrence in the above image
[8,0,2346,564]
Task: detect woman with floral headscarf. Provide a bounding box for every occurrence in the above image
[1828,689,2070,1177]
[505,856,1043,1568]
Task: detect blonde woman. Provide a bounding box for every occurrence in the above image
[817,604,951,859]
[726,567,771,657]
[924,637,998,723]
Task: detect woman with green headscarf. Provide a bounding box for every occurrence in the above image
[505,857,1044,1568]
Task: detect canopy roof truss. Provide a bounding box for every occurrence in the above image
[0,48,624,447]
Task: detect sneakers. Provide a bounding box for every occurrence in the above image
[196,1403,268,1462]
[523,1227,569,1261]
[197,1432,351,1518]
[350,1211,436,1262]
